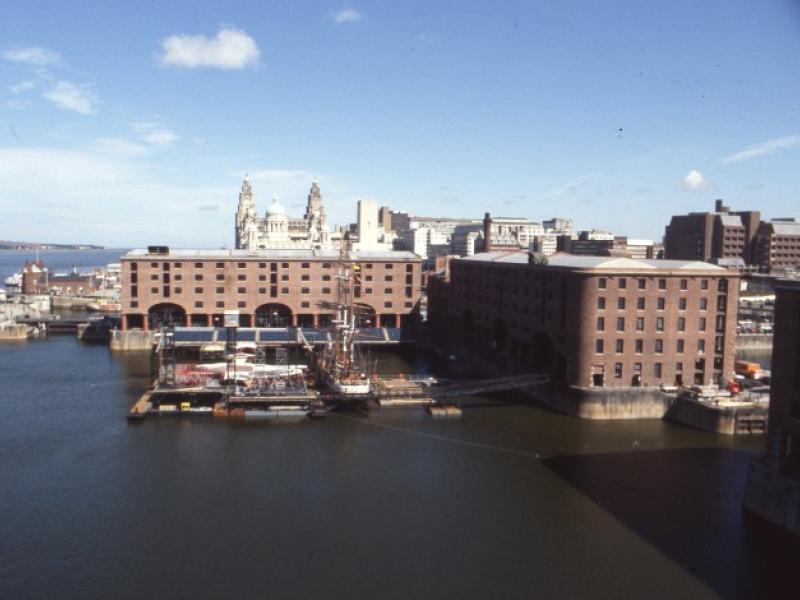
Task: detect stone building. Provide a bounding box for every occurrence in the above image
[235,177,331,250]
[119,247,422,331]
[743,279,800,534]
[428,252,739,390]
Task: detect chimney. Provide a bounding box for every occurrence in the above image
[483,212,492,253]
[714,199,728,213]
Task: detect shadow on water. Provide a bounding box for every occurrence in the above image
[544,447,800,599]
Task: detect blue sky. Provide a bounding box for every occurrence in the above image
[1,1,799,247]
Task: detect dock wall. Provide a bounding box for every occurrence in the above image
[110,329,155,352]
[523,384,675,420]
[736,333,774,351]
[743,459,800,536]
[0,324,32,342]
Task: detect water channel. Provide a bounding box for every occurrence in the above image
[1,335,798,599]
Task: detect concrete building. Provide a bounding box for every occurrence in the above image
[753,219,800,273]
[664,199,760,264]
[235,177,331,251]
[744,279,800,534]
[429,252,738,392]
[120,247,421,331]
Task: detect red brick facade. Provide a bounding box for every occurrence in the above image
[120,249,422,330]
[430,253,739,389]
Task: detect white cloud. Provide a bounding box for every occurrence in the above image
[541,172,601,199]
[1,47,61,66]
[4,99,30,110]
[682,169,712,191]
[131,122,179,146]
[10,80,37,94]
[238,168,315,182]
[723,134,800,162]
[159,27,260,69]
[333,7,362,24]
[93,138,150,156]
[43,80,97,114]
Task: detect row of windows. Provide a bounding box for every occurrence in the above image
[140,286,407,297]
[141,261,415,271]
[598,277,723,291]
[596,337,720,354]
[597,296,723,311]
[596,315,725,332]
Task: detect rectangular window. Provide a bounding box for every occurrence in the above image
[194,262,203,268]
[259,262,267,269]
[385,275,394,282]
[215,262,224,268]
[216,287,224,294]
[216,301,224,308]
[597,317,605,331]
[151,287,159,294]
[701,279,709,290]
[636,317,644,331]
[719,279,728,293]
[654,363,662,378]
[596,339,604,353]
[656,317,664,331]
[301,301,310,308]
[194,274,203,281]
[384,288,393,294]
[598,277,607,289]
[322,263,332,269]
[677,317,686,331]
[194,301,203,308]
[657,297,665,310]
[151,274,159,281]
[322,287,331,294]
[617,298,626,310]
[698,339,705,353]
[301,274,310,281]
[216,274,224,281]
[237,287,245,294]
[658,278,666,290]
[131,285,138,298]
[301,262,310,268]
[614,363,623,378]
[281,287,289,294]
[322,275,331,281]
[259,274,267,282]
[258,288,266,294]
[655,339,663,353]
[238,301,246,308]
[598,297,606,309]
[130,263,138,272]
[384,301,393,308]
[301,287,310,294]
[237,262,246,269]
[637,297,645,310]
[282,262,289,268]
[677,339,684,353]
[173,274,181,281]
[679,298,687,310]
[635,339,643,353]
[699,317,706,331]
[194,287,203,294]
[638,278,646,290]
[385,264,394,270]
[618,278,627,289]
[717,296,727,312]
[680,278,688,290]
[616,317,625,331]
[615,339,624,353]
[237,274,246,281]
[700,297,707,310]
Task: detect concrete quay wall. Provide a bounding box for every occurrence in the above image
[744,460,800,536]
[0,324,33,342]
[110,329,155,352]
[736,333,774,351]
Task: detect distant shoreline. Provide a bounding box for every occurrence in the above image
[0,246,108,251]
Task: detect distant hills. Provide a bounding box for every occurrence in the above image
[0,241,105,250]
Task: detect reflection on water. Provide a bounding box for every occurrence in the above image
[0,339,794,600]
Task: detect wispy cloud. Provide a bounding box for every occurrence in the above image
[93,138,150,156]
[333,7,362,24]
[231,168,315,182]
[131,122,179,146]
[681,169,712,191]
[159,27,260,69]
[42,80,97,114]
[541,172,601,199]
[1,47,61,66]
[723,134,800,162]
[9,80,37,94]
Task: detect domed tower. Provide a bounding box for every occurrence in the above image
[264,197,290,242]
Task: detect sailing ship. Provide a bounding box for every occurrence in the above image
[317,242,371,395]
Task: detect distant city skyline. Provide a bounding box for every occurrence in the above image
[1,1,799,247]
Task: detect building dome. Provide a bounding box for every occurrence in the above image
[265,197,286,218]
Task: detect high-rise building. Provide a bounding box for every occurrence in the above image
[664,199,760,264]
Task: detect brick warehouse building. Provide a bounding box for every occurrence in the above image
[120,247,422,330]
[428,252,739,389]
